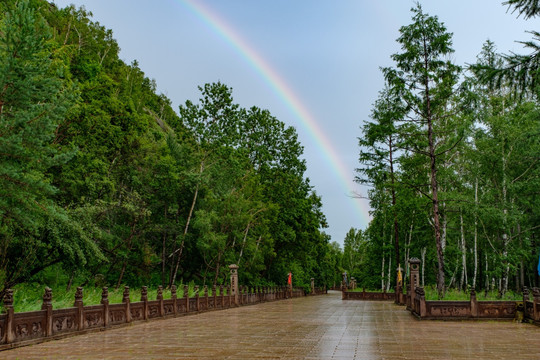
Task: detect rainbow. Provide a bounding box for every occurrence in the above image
[178,0,371,229]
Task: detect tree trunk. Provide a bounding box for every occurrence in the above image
[389,136,400,280]
[237,222,250,265]
[423,39,445,297]
[421,247,426,287]
[502,151,509,295]
[170,161,204,287]
[485,253,489,292]
[66,270,75,292]
[442,202,447,254]
[473,178,478,289]
[460,210,467,291]
[213,251,222,286]
[386,250,392,292]
[116,259,127,290]
[381,256,385,291]
[161,208,167,287]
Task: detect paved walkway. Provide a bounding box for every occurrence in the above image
[3,291,539,359]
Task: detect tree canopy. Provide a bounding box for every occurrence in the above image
[0,0,337,297]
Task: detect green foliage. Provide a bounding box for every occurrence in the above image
[423,286,522,301]
[0,0,333,296]
[350,3,540,298]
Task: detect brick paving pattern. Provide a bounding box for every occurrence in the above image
[3,290,539,359]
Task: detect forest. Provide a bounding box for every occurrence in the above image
[0,0,343,300]
[1,0,538,303]
[354,1,540,297]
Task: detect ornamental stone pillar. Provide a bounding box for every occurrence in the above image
[408,258,420,310]
[229,264,239,306]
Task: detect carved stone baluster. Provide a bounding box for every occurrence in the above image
[157,285,164,317]
[123,286,131,323]
[3,289,14,343]
[220,285,224,308]
[194,285,200,312]
[184,285,189,313]
[141,286,148,321]
[532,287,540,322]
[74,287,84,331]
[101,287,109,327]
[171,285,177,316]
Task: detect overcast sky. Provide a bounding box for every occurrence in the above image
[52,0,533,246]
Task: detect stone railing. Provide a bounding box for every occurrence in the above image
[0,284,308,350]
[410,287,517,320]
[311,287,327,295]
[342,288,395,301]
[523,287,540,325]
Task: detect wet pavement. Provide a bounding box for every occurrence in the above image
[3,290,539,359]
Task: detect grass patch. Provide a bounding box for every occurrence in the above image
[347,288,390,293]
[423,286,522,301]
[346,285,522,301]
[5,283,214,313]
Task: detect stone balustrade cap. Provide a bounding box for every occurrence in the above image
[229,264,239,269]
[409,258,421,264]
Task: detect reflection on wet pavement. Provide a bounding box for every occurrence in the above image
[3,290,539,359]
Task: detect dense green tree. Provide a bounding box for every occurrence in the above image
[357,85,406,283]
[472,0,540,95]
[0,1,102,297]
[383,4,462,296]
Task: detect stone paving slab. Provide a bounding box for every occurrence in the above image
[2,291,540,359]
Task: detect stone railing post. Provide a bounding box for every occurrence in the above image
[219,285,225,308]
[212,285,217,309]
[239,285,244,305]
[195,285,200,312]
[184,285,189,313]
[522,286,529,319]
[408,258,420,310]
[171,285,177,316]
[3,289,14,343]
[204,285,209,311]
[101,287,109,327]
[141,286,148,321]
[533,287,540,321]
[157,285,164,317]
[123,286,131,323]
[74,286,84,330]
[229,264,239,306]
[42,287,53,337]
[415,287,426,317]
[470,288,478,318]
